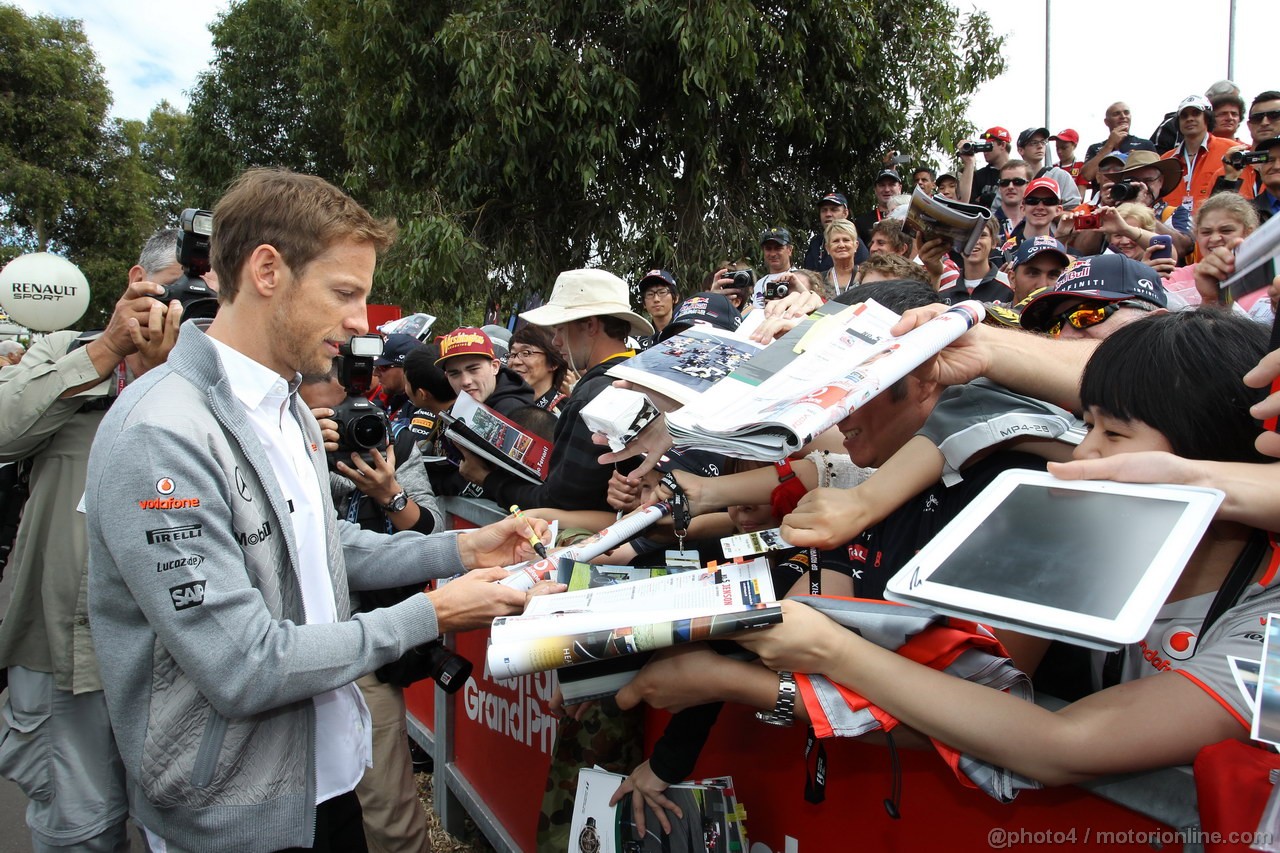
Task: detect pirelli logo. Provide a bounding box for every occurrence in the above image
[145,524,203,544]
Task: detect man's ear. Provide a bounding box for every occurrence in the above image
[244,245,286,299]
[127,265,146,284]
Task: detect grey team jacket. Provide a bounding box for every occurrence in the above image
[85,323,461,853]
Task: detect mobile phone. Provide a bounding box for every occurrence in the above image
[1149,234,1174,261]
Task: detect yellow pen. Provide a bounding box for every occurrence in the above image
[509,505,549,559]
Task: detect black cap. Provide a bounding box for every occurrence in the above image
[657,292,743,343]
[1020,255,1167,332]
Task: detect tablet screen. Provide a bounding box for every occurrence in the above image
[926,484,1189,619]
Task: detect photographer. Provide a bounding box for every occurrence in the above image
[0,228,193,852]
[956,126,1012,206]
[302,371,441,853]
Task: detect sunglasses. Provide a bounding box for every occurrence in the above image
[1249,110,1280,124]
[998,178,1028,187]
[1024,195,1059,207]
[1048,300,1153,336]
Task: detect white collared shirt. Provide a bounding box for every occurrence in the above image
[209,338,371,803]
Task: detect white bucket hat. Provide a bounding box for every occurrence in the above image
[520,269,654,337]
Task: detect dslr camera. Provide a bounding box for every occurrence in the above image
[159,209,220,321]
[1108,181,1142,204]
[328,335,392,471]
[1226,149,1270,170]
[959,141,994,155]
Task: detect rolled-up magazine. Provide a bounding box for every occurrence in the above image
[665,299,985,460]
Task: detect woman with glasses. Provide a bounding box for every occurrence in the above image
[509,324,570,413]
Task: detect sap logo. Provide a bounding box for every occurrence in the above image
[157,555,204,573]
[145,524,203,544]
[235,520,272,547]
[170,580,206,611]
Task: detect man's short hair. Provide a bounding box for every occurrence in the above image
[870,219,911,253]
[834,279,942,401]
[597,315,632,341]
[854,253,929,285]
[1252,91,1280,109]
[137,228,181,277]
[1000,159,1030,177]
[211,168,397,303]
[911,167,936,181]
[404,344,456,403]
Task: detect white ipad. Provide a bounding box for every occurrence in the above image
[884,469,1224,651]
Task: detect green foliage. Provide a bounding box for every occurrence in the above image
[0,5,109,251]
[309,0,1005,313]
[180,0,349,202]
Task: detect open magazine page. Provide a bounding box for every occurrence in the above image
[569,767,745,853]
[666,300,985,459]
[900,186,994,255]
[606,326,766,407]
[442,392,552,484]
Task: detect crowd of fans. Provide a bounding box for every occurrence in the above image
[2,78,1280,853]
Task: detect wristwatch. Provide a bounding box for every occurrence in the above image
[381,490,408,513]
[755,671,797,727]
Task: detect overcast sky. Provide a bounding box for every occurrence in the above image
[11,0,1275,156]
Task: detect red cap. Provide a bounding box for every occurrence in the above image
[1023,177,1061,201]
[982,126,1012,143]
[1049,129,1079,144]
[435,327,495,364]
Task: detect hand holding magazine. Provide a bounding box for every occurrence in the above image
[664,299,985,460]
[900,186,994,255]
[439,392,552,484]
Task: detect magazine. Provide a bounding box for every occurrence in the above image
[1223,209,1280,302]
[665,299,986,460]
[570,767,748,853]
[900,186,994,255]
[556,559,697,589]
[486,559,778,680]
[607,326,767,407]
[439,392,552,485]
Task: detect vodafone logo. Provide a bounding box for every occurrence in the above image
[156,477,176,495]
[1161,626,1198,661]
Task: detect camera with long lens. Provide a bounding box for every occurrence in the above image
[328,335,391,472]
[1108,181,1142,204]
[160,209,220,321]
[959,141,994,155]
[1226,149,1270,169]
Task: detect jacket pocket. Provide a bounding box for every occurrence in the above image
[190,710,228,789]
